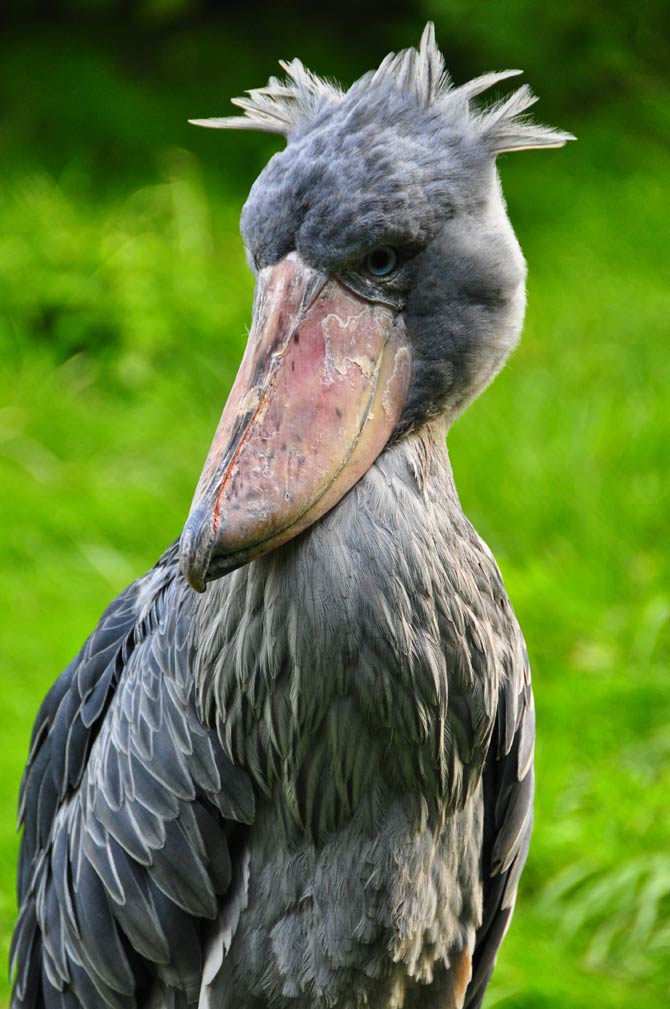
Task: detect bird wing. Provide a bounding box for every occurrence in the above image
[465,641,535,1009]
[11,544,255,1009]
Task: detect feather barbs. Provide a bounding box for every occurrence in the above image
[189,22,575,155]
[189,59,343,136]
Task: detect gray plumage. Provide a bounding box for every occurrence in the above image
[11,24,570,1009]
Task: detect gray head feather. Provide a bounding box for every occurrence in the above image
[190,22,575,154]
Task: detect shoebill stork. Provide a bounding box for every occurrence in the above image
[11,24,573,1009]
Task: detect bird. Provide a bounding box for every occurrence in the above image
[10,23,574,1009]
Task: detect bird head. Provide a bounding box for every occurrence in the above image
[180,24,573,591]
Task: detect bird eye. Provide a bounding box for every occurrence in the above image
[365,246,398,278]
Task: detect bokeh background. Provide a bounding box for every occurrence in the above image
[1,1,668,1006]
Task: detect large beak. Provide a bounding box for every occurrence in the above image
[179,252,411,591]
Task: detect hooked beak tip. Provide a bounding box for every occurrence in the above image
[179,512,213,593]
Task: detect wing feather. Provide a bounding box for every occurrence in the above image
[465,644,535,1009]
[12,545,255,1009]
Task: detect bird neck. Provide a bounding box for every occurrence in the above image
[189,419,514,837]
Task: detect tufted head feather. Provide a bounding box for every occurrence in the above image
[190,23,575,155]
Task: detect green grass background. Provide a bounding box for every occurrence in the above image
[1,6,668,1007]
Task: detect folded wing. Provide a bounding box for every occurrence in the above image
[11,545,255,1009]
[465,640,535,1009]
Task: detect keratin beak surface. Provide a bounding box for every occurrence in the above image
[179,252,411,591]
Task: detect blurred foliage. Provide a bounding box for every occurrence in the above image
[424,0,669,117]
[0,5,669,1009]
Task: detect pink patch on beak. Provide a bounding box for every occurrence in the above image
[180,253,411,590]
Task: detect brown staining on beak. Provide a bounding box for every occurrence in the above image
[180,252,411,590]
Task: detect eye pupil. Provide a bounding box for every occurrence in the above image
[366,245,398,277]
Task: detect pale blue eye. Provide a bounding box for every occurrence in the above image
[365,246,398,277]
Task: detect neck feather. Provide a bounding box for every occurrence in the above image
[188,422,519,836]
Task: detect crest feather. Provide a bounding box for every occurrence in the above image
[371,21,451,107]
[476,83,575,153]
[189,59,342,135]
[449,69,523,104]
[190,22,575,153]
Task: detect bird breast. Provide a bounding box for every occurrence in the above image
[204,788,484,1009]
[186,421,520,1008]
